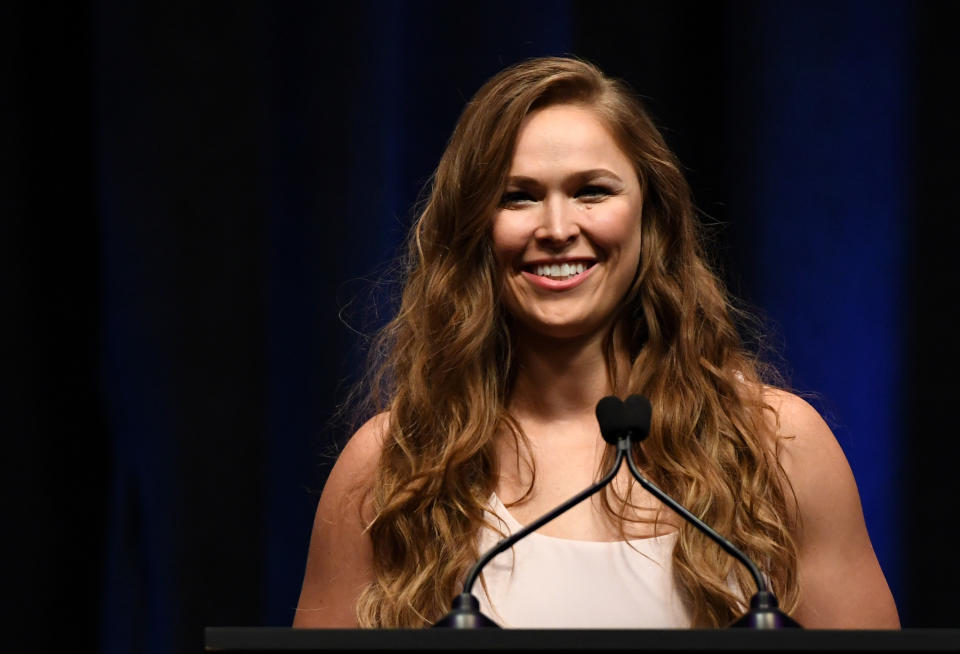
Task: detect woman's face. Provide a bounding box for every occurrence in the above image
[491,103,643,341]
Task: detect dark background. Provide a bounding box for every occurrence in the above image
[4,1,958,652]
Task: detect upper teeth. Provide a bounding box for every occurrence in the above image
[535,262,587,278]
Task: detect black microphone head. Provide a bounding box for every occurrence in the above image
[595,395,627,444]
[624,394,652,442]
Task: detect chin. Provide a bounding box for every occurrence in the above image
[517,317,607,342]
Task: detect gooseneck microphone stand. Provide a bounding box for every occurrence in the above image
[619,395,800,629]
[432,396,641,628]
[432,394,801,629]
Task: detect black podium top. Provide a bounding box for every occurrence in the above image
[205,627,960,653]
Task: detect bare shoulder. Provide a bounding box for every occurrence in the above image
[293,412,390,627]
[314,412,390,522]
[760,388,899,628]
[762,388,831,442]
[760,388,858,532]
[761,389,846,481]
[332,412,391,485]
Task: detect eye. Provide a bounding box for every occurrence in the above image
[500,190,535,208]
[576,185,613,201]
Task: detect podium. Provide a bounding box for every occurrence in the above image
[204,627,960,652]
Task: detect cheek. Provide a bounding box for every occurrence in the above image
[490,213,528,263]
[590,205,642,253]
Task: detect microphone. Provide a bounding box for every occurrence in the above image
[432,396,647,628]
[619,394,801,629]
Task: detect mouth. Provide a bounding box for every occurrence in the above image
[522,260,597,282]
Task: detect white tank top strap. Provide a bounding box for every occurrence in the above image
[473,493,693,628]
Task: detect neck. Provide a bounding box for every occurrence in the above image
[508,323,631,422]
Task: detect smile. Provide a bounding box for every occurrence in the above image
[532,261,590,280]
[520,259,598,290]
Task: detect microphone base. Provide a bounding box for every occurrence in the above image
[432,593,501,629]
[728,590,802,629]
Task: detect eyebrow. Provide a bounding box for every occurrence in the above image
[505,168,624,187]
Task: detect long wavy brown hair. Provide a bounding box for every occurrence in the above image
[354,56,799,628]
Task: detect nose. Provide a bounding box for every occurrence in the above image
[533,195,580,249]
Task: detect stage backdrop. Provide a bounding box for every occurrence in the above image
[5,2,958,653]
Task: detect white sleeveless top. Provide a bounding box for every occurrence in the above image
[473,494,693,628]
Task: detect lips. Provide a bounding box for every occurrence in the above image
[529,261,589,280]
[523,258,596,279]
[520,258,598,290]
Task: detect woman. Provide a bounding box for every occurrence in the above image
[293,57,899,629]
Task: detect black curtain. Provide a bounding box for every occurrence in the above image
[5,1,107,650]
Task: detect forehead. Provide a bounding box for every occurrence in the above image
[509,103,634,176]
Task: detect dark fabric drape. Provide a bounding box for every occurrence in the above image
[5,2,957,652]
[905,0,960,624]
[4,2,107,651]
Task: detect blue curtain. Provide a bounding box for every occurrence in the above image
[729,0,910,608]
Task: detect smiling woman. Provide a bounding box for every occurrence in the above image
[292,57,899,629]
